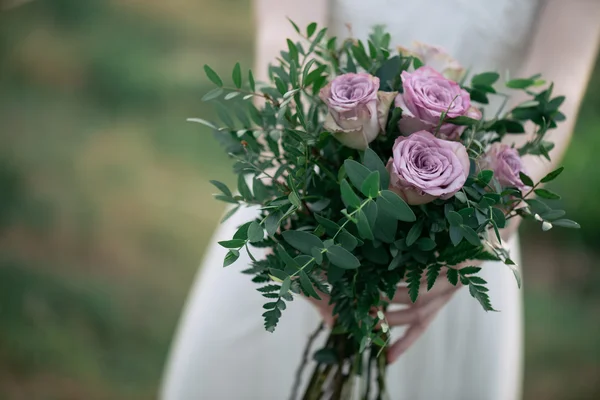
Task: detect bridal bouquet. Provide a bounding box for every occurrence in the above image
[193,21,578,399]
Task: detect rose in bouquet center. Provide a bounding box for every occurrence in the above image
[395,66,482,140]
[387,131,470,205]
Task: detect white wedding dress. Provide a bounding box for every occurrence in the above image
[161,0,542,399]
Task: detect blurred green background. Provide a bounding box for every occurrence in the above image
[0,0,598,399]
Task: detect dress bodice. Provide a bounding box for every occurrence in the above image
[329,0,542,75]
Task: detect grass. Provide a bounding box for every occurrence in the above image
[0,0,598,399]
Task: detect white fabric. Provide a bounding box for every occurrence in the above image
[162,1,540,398]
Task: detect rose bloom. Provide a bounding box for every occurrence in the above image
[387,130,470,205]
[319,73,396,150]
[395,66,481,140]
[398,41,465,81]
[481,143,528,189]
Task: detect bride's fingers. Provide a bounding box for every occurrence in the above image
[385,288,454,327]
[386,290,456,363]
[386,315,432,364]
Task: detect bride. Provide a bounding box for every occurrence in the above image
[161,1,600,399]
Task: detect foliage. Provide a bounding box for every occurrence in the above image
[195,22,576,353]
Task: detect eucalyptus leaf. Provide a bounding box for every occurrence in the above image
[326,245,361,269]
[282,230,325,254]
[344,160,371,190]
[377,190,416,222]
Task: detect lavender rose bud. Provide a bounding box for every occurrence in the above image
[482,143,528,189]
[395,66,481,141]
[398,41,465,81]
[387,131,470,205]
[319,73,397,150]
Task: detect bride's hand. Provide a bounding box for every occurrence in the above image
[384,266,468,363]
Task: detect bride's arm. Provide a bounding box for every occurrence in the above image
[510,0,600,182]
[254,0,327,81]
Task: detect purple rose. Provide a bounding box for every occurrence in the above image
[395,66,481,140]
[482,143,528,189]
[387,130,470,205]
[320,73,396,150]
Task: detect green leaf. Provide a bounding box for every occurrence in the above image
[540,209,566,221]
[361,171,380,198]
[248,69,256,91]
[526,198,551,215]
[416,238,436,251]
[338,231,359,252]
[551,219,580,229]
[363,148,390,189]
[276,244,301,269]
[233,221,252,240]
[351,44,372,70]
[413,57,424,69]
[458,266,481,275]
[282,230,325,254]
[446,116,479,126]
[477,170,494,186]
[257,285,280,293]
[248,222,264,243]
[506,78,535,89]
[344,159,371,190]
[288,191,302,208]
[356,209,374,241]
[264,211,282,237]
[238,174,253,201]
[373,209,397,244]
[269,268,290,282]
[286,39,299,64]
[232,62,242,88]
[340,179,361,208]
[279,278,291,296]
[326,245,361,269]
[447,268,458,286]
[377,190,416,222]
[287,18,301,33]
[491,207,507,228]
[202,87,224,101]
[218,239,246,249]
[204,65,223,87]
[468,282,496,311]
[449,225,464,246]
[519,172,534,187]
[210,180,233,197]
[406,220,423,247]
[314,214,341,236]
[540,166,564,183]
[299,270,321,299]
[534,188,561,200]
[187,118,218,130]
[224,92,240,100]
[426,264,442,290]
[306,22,317,38]
[461,225,480,246]
[311,247,324,264]
[472,72,500,86]
[406,265,423,303]
[223,250,239,267]
[447,211,463,226]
